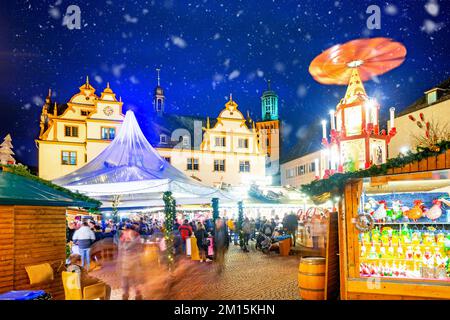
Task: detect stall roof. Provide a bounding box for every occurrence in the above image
[0,169,100,208]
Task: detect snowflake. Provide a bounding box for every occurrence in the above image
[124,14,138,23]
[112,64,126,78]
[384,4,398,16]
[170,35,187,48]
[94,75,103,84]
[228,70,240,80]
[421,19,444,34]
[425,0,439,17]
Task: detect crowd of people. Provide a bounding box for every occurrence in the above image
[66,214,299,269]
[64,213,301,299]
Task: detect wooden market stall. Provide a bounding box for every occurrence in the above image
[338,153,450,300]
[0,166,100,299]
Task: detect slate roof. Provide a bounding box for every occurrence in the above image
[47,102,69,116]
[280,122,323,164]
[138,111,254,150]
[397,77,450,117]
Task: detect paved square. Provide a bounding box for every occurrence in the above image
[92,243,301,300]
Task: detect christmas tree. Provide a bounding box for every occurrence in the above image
[0,134,16,165]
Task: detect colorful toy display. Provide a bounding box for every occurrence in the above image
[359,225,449,279]
[358,192,450,280]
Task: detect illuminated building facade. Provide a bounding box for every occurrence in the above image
[36,78,124,180]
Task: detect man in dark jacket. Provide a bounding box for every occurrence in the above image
[178,219,193,253]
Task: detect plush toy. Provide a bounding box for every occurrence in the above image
[364,198,378,213]
[372,200,387,222]
[392,200,404,220]
[426,199,443,221]
[391,231,400,246]
[404,200,424,221]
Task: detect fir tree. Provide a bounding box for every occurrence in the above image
[0,134,16,165]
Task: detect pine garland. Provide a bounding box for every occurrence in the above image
[163,191,176,269]
[212,197,219,223]
[1,163,101,208]
[301,140,450,201]
[237,201,244,248]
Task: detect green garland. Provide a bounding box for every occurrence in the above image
[301,140,450,200]
[212,197,219,224]
[2,163,101,208]
[163,191,176,269]
[237,201,244,248]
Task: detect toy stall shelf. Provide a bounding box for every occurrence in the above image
[338,168,450,300]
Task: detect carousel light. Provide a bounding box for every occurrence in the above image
[364,98,378,126]
[389,107,395,129]
[329,110,336,131]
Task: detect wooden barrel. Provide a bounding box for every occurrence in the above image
[298,257,325,300]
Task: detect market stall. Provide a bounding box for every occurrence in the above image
[0,165,99,299]
[66,208,101,223]
[339,164,450,300]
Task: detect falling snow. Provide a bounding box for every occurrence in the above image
[0,1,449,165]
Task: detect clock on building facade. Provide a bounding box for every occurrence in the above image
[103,106,113,116]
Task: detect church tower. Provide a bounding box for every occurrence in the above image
[261,80,278,121]
[153,68,165,116]
[256,80,281,185]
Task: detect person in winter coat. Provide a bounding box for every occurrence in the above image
[227,218,238,245]
[249,218,256,240]
[195,222,210,262]
[242,217,252,252]
[67,221,76,243]
[118,225,143,300]
[214,218,230,274]
[178,219,193,253]
[261,220,274,237]
[72,220,96,271]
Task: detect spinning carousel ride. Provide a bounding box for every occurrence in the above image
[309,37,407,173]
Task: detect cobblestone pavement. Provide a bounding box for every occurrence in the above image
[91,241,301,300]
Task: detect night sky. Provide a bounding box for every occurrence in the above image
[0,0,449,167]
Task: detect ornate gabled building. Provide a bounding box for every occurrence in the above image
[143,72,280,187]
[36,77,124,180]
[149,93,268,187]
[36,73,281,187]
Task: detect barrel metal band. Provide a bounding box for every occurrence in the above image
[298,271,326,276]
[299,286,324,292]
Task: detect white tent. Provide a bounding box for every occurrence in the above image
[53,110,235,210]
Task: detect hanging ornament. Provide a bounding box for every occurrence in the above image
[354,213,375,233]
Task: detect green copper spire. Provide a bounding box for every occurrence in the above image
[261,80,278,121]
